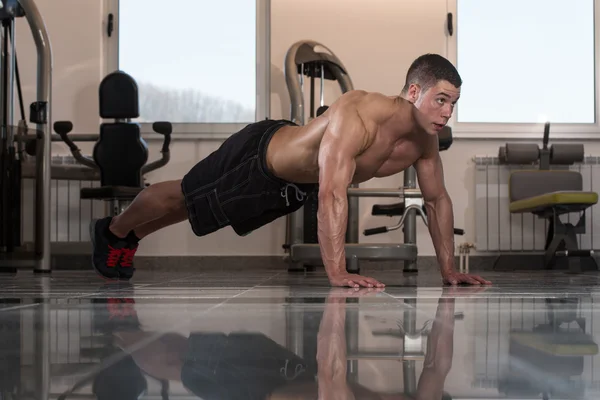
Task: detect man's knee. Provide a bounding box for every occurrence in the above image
[143,180,185,209]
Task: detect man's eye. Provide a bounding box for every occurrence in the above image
[436,98,445,104]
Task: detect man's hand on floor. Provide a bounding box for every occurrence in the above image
[328,272,385,288]
[441,269,492,286]
[327,287,386,298]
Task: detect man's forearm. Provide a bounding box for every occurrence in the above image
[425,193,455,272]
[424,298,456,368]
[416,298,456,399]
[317,191,348,277]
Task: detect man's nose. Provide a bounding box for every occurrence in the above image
[442,105,453,118]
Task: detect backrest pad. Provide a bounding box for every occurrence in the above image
[509,170,583,202]
[99,70,139,119]
[94,123,148,187]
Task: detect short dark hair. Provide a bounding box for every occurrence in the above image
[401,54,462,94]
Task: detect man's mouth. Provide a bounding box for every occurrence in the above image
[433,123,445,130]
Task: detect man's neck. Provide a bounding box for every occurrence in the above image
[383,96,422,138]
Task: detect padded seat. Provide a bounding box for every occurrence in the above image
[511,332,598,356]
[510,191,598,215]
[80,186,144,201]
[506,170,599,273]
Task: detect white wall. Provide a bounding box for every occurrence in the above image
[15,0,600,257]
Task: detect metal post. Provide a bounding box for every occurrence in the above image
[0,23,5,253]
[320,64,324,107]
[309,64,315,120]
[345,297,359,382]
[7,18,14,139]
[285,297,304,357]
[20,0,53,273]
[403,298,417,395]
[403,166,418,272]
[34,277,51,400]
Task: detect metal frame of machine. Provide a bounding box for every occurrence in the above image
[0,0,52,273]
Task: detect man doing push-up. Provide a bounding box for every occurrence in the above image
[89,53,491,288]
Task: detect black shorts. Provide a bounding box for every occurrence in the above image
[181,119,318,237]
[181,332,315,400]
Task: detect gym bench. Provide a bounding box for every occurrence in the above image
[496,123,598,273]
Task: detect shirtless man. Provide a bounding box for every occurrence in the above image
[90,53,491,288]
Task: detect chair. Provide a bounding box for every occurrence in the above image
[55,70,172,215]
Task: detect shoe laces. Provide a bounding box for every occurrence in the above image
[121,246,138,267]
[107,246,122,267]
[107,298,137,320]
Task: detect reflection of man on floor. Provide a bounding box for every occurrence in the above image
[312,289,458,400]
[106,288,474,400]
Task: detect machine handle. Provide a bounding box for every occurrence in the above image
[54,121,76,151]
[364,226,388,236]
[141,121,173,175]
[152,121,172,153]
[364,206,465,237]
[53,120,97,169]
[542,121,551,149]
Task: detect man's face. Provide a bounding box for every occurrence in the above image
[408,80,460,135]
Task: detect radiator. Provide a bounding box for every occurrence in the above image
[20,155,106,244]
[474,156,600,252]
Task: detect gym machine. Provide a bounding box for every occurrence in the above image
[283,40,462,274]
[495,123,598,273]
[54,71,172,217]
[0,0,52,273]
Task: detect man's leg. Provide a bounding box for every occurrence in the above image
[90,179,186,280]
[109,180,185,238]
[131,206,188,240]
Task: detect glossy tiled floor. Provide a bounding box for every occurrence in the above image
[2,267,600,399]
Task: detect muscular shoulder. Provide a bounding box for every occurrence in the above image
[329,90,397,131]
[330,90,395,114]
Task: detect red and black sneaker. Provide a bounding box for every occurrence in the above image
[90,217,129,281]
[118,232,140,280]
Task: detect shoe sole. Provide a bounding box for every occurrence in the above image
[89,219,126,282]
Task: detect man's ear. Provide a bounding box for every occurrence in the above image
[406,83,421,104]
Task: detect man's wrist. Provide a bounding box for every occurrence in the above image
[327,267,346,278]
[440,263,456,274]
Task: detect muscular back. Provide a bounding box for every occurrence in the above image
[267,90,428,185]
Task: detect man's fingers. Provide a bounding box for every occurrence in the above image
[366,278,384,287]
[474,275,492,285]
[463,275,481,285]
[465,274,490,285]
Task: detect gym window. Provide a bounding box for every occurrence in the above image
[103,0,270,138]
[446,0,599,139]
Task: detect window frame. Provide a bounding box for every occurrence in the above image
[102,0,271,140]
[445,0,600,139]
